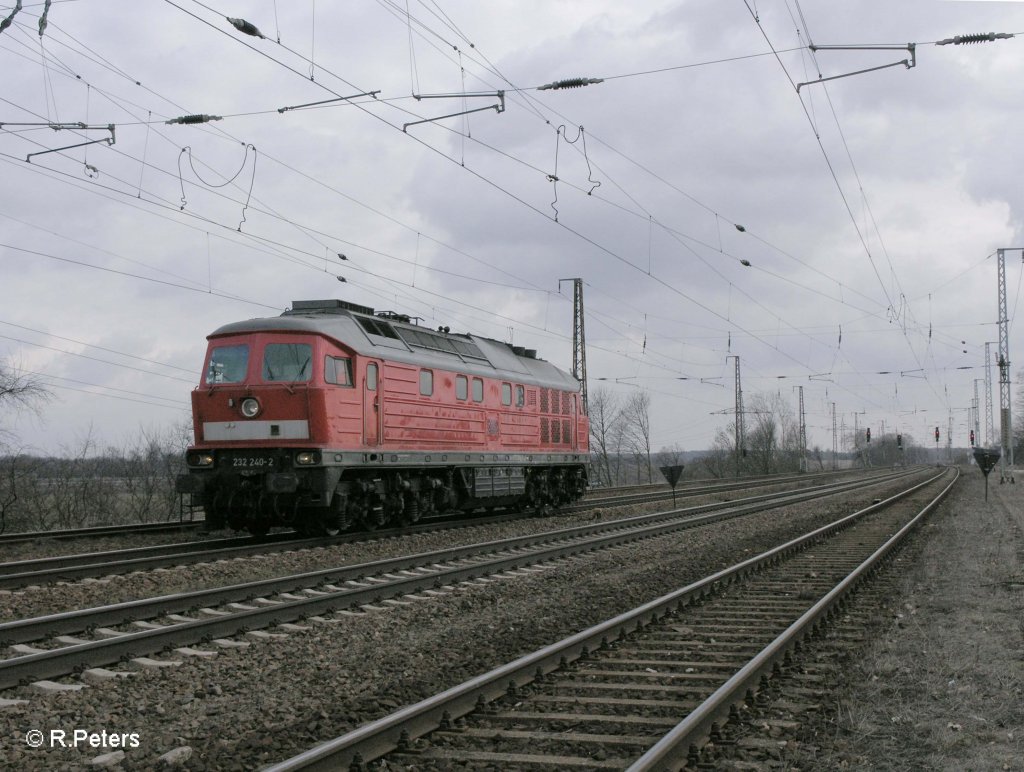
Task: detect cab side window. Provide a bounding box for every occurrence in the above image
[456,374,468,400]
[366,363,378,391]
[472,377,484,403]
[420,369,433,396]
[501,383,512,406]
[325,356,353,386]
[515,385,525,407]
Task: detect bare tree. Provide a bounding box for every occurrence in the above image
[654,443,687,483]
[0,450,38,534]
[588,387,621,487]
[0,359,52,437]
[810,445,826,471]
[695,435,731,479]
[622,390,653,483]
[745,392,799,474]
[116,425,189,523]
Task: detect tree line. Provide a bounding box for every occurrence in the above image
[0,360,190,533]
[586,384,975,488]
[0,359,1017,532]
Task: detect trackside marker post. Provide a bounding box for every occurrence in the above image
[973,448,1001,501]
[659,465,684,508]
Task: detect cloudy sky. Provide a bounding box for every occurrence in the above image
[2,0,1023,456]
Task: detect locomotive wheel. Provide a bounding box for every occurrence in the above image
[249,518,271,537]
[319,508,341,537]
[200,493,226,530]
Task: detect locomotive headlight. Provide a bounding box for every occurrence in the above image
[187,452,215,467]
[240,397,261,418]
[295,451,320,466]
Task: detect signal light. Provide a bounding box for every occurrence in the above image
[970,430,976,446]
[865,428,871,443]
[897,434,902,448]
[935,426,940,442]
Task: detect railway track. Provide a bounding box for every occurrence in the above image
[0,468,846,547]
[0,469,877,589]
[0,518,203,547]
[263,467,957,771]
[0,469,916,692]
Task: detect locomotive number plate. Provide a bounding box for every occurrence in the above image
[231,455,277,469]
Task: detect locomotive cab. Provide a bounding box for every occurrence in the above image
[179,330,360,534]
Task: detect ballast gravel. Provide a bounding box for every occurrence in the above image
[0,473,853,624]
[0,470,935,770]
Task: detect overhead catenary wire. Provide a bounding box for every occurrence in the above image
[0,1,995,444]
[0,0,942,364]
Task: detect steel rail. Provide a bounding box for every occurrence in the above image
[261,469,950,771]
[0,519,203,546]
[0,469,913,644]
[0,507,579,587]
[628,467,959,769]
[0,490,678,583]
[580,468,851,509]
[0,469,903,589]
[0,468,862,547]
[0,470,919,690]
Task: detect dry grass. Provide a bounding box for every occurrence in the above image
[796,468,1023,771]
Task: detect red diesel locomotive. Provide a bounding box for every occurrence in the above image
[177,299,590,534]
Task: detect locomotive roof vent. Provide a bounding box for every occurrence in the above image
[286,299,375,316]
[377,310,414,324]
[524,349,537,358]
[512,345,526,356]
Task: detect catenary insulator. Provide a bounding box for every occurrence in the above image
[538,77,604,91]
[227,17,265,39]
[936,32,1013,45]
[165,114,223,125]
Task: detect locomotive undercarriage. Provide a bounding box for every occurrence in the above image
[192,464,587,536]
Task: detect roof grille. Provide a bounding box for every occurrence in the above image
[286,299,375,316]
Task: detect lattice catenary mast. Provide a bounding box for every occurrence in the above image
[797,385,807,472]
[997,249,1019,481]
[559,278,588,415]
[985,341,995,447]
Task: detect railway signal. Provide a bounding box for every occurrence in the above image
[865,428,871,443]
[970,429,976,447]
[659,464,685,507]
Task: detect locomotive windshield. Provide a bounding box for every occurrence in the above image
[205,344,249,384]
[263,342,312,382]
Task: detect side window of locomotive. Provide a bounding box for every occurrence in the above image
[515,385,525,407]
[456,374,468,401]
[324,356,353,386]
[501,383,512,406]
[366,363,378,391]
[472,377,484,403]
[263,343,312,382]
[420,369,433,397]
[205,344,249,384]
